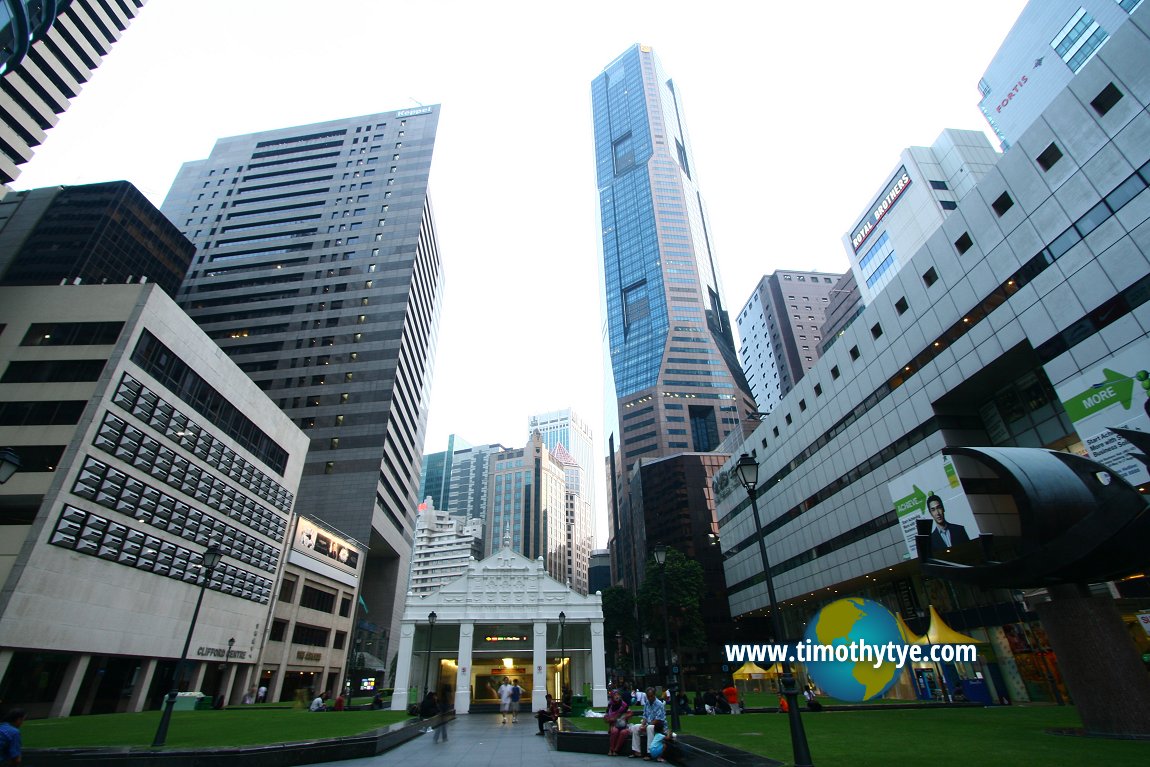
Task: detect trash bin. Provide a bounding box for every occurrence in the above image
[173,692,204,711]
[570,694,589,717]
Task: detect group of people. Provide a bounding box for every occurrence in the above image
[602,687,668,761]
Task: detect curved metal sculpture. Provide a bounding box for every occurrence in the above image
[917,446,1150,587]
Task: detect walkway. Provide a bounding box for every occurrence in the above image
[308,712,609,767]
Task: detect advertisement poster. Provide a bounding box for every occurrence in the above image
[294,518,361,574]
[1052,340,1150,486]
[887,454,979,557]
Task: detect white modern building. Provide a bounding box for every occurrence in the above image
[0,283,308,717]
[408,496,483,595]
[715,7,1150,705]
[843,129,1000,304]
[391,539,606,714]
[977,0,1142,150]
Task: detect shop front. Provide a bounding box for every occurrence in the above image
[392,543,606,713]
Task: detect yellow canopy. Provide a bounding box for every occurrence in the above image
[731,661,771,679]
[895,612,923,644]
[913,605,985,645]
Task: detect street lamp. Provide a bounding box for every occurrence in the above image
[559,611,567,698]
[0,448,21,484]
[735,453,813,767]
[424,611,437,696]
[152,542,223,748]
[651,545,681,735]
[222,637,234,705]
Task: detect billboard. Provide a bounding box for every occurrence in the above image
[888,454,979,557]
[1052,339,1150,486]
[294,517,361,575]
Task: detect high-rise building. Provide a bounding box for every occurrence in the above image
[736,270,843,413]
[592,44,755,465]
[819,271,863,355]
[408,496,482,595]
[0,283,308,717]
[0,1,148,192]
[444,441,504,520]
[976,0,1140,150]
[529,409,595,594]
[588,548,612,594]
[843,129,1000,304]
[485,432,567,582]
[419,433,469,511]
[0,181,195,297]
[162,107,444,670]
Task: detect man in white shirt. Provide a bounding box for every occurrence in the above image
[493,676,514,724]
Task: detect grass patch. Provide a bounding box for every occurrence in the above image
[24,708,411,750]
[582,706,1149,766]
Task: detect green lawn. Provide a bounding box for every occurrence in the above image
[583,706,1150,767]
[24,708,411,750]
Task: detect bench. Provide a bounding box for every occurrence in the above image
[552,720,675,761]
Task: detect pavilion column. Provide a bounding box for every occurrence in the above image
[590,619,607,706]
[532,620,548,710]
[390,622,416,711]
[127,659,157,712]
[455,621,474,714]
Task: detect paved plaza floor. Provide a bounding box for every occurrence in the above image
[309,713,612,767]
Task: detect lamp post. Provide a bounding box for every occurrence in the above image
[559,611,567,698]
[223,637,234,705]
[651,545,681,735]
[0,448,21,484]
[152,543,223,748]
[424,611,437,696]
[735,453,813,767]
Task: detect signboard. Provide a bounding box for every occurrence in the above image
[888,454,979,557]
[1052,340,1150,486]
[850,166,912,252]
[294,518,361,574]
[1137,612,1150,638]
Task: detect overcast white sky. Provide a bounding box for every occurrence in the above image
[13,0,1029,545]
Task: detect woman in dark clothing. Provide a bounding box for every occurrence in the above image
[605,690,631,755]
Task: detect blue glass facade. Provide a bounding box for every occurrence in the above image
[593,45,752,459]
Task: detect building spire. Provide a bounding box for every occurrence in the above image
[503,524,511,550]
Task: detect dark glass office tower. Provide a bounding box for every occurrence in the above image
[162,108,444,661]
[592,45,754,465]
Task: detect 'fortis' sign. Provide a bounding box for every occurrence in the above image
[850,167,912,252]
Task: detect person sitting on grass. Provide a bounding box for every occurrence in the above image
[310,691,327,712]
[646,720,667,762]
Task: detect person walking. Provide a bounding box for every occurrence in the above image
[491,676,514,724]
[0,708,25,767]
[509,678,522,723]
[628,687,666,758]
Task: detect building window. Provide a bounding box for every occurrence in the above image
[279,579,296,603]
[1091,83,1123,116]
[895,297,909,315]
[992,192,1014,217]
[871,323,883,340]
[849,346,860,361]
[955,232,973,255]
[831,366,840,380]
[340,596,352,617]
[940,200,957,210]
[1036,143,1063,171]
[270,620,287,642]
[300,585,336,613]
[929,180,948,190]
[923,267,939,287]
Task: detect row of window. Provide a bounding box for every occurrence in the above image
[49,504,272,604]
[73,454,281,573]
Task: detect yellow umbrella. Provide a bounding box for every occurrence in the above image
[913,605,984,646]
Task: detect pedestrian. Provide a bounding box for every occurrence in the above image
[371,691,384,709]
[310,691,327,712]
[628,687,666,758]
[257,684,268,703]
[777,694,789,714]
[509,678,522,723]
[333,692,346,711]
[242,687,256,705]
[491,676,514,724]
[0,708,24,767]
[722,681,740,714]
[434,685,452,742]
[535,692,561,736]
[419,690,438,732]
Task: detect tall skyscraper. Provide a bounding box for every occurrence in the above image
[592,45,755,466]
[529,408,594,593]
[162,107,444,669]
[0,1,148,192]
[0,181,194,297]
[419,433,469,511]
[444,441,504,520]
[736,270,843,413]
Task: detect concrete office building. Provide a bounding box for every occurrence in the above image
[162,107,445,672]
[0,1,147,192]
[408,496,482,596]
[444,441,504,520]
[485,432,567,583]
[977,0,1142,150]
[844,129,1000,304]
[819,271,864,354]
[715,7,1150,704]
[592,44,755,465]
[529,409,595,594]
[0,181,195,297]
[736,270,842,413]
[0,283,308,717]
[588,548,611,594]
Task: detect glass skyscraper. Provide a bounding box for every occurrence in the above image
[592,45,754,465]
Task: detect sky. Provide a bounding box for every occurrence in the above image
[12,0,1030,546]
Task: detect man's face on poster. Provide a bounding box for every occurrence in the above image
[928,498,946,525]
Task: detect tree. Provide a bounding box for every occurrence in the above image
[638,548,706,662]
[602,586,637,671]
